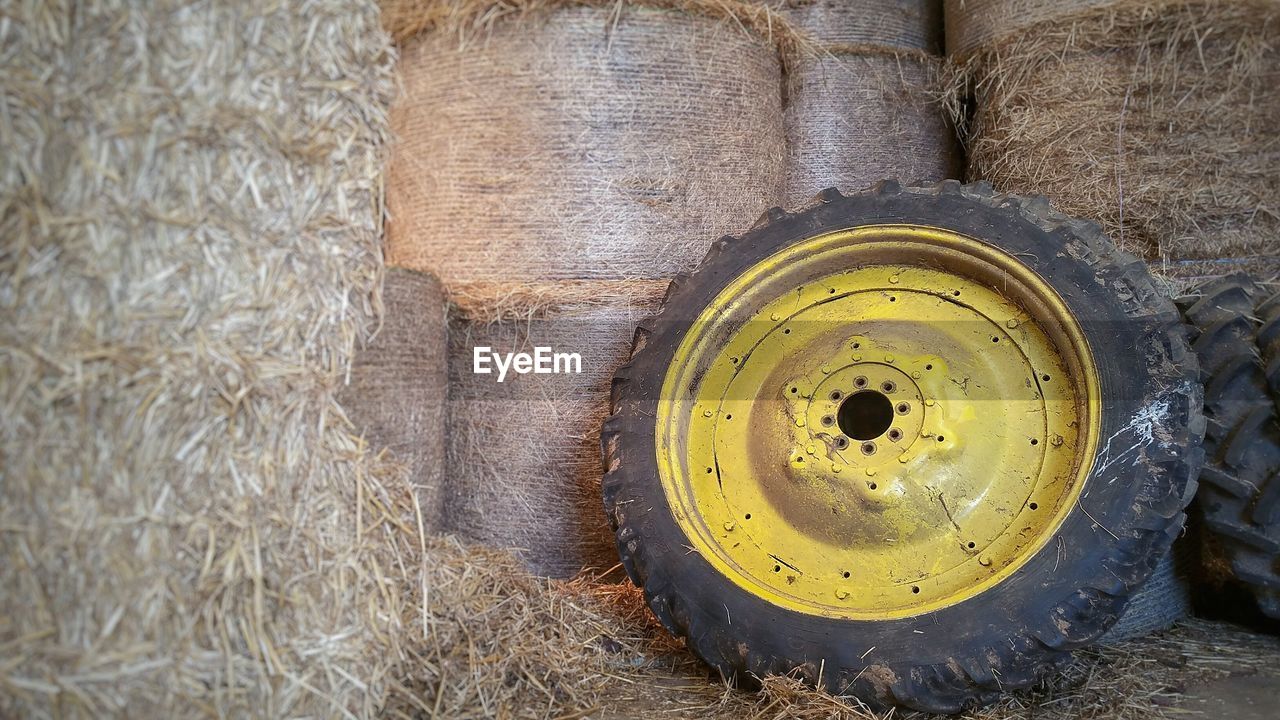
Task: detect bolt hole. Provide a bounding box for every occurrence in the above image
[731,357,739,364]
[830,390,842,401]
[821,415,835,427]
[790,387,798,394]
[774,565,781,573]
[1029,502,1039,510]
[868,482,877,490]
[784,328,791,335]
[992,336,1000,343]
[881,381,895,393]
[911,586,920,594]
[835,437,849,450]
[896,402,910,414]
[854,376,868,388]
[853,342,861,349]
[829,288,836,294]
[967,542,976,549]
[745,514,752,520]
[725,414,733,420]
[838,390,895,441]
[706,467,713,474]
[953,290,961,296]
[1042,374,1051,381]
[1030,438,1038,445]
[925,364,933,370]
[888,429,902,441]
[890,296,897,302]
[843,571,851,579]
[861,441,877,455]
[937,435,945,442]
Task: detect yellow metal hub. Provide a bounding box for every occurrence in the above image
[658,225,1100,620]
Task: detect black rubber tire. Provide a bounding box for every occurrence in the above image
[1261,292,1280,398]
[602,181,1204,712]
[1187,278,1280,620]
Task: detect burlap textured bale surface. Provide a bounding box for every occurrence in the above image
[445,281,667,577]
[952,0,1280,261]
[0,2,419,717]
[339,268,448,532]
[781,0,958,205]
[786,0,944,50]
[385,4,787,284]
[783,53,959,205]
[944,0,1114,55]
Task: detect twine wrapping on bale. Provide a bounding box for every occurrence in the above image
[0,1,423,716]
[781,0,959,205]
[383,3,788,284]
[1100,540,1196,643]
[445,281,668,577]
[943,0,1116,55]
[339,268,449,532]
[949,0,1280,261]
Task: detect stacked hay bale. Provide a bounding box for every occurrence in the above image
[947,0,1280,277]
[339,268,449,531]
[781,0,958,205]
[0,1,424,716]
[382,1,789,576]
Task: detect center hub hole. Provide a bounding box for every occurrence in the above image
[837,390,895,441]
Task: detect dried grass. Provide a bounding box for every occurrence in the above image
[448,280,671,324]
[0,1,416,716]
[381,0,809,56]
[952,0,1280,261]
[1148,256,1280,297]
[382,536,690,719]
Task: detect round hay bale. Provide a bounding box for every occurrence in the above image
[339,268,448,532]
[781,1,958,205]
[384,4,788,284]
[950,0,1280,261]
[444,281,667,578]
[0,1,419,716]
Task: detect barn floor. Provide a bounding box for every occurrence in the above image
[1176,674,1278,719]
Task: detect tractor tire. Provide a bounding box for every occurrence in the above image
[601,181,1204,712]
[1262,291,1280,397]
[1186,277,1280,620]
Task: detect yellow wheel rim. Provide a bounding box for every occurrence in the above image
[657,225,1101,620]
